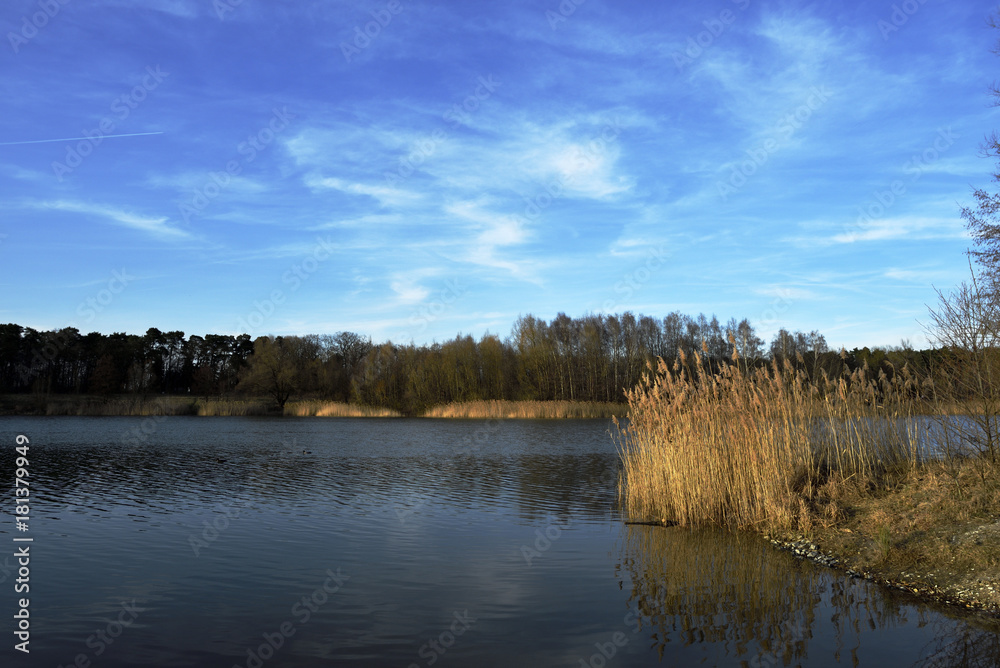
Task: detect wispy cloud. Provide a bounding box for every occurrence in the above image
[306,176,422,207]
[389,280,431,305]
[0,1,986,349]
[95,0,199,18]
[828,217,966,244]
[29,200,191,240]
[755,285,819,301]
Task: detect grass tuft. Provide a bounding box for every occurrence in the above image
[422,400,625,419]
[284,400,401,417]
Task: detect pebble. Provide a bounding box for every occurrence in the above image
[767,536,1000,617]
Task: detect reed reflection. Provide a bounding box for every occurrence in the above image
[618,525,1000,667]
[617,526,818,662]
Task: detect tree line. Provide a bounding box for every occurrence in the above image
[0,313,937,415]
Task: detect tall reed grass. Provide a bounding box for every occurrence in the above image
[423,400,625,419]
[284,400,401,417]
[617,350,925,531]
[195,399,271,416]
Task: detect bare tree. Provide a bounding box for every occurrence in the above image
[927,267,1000,465]
[961,12,1000,290]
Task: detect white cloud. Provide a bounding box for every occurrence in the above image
[308,213,401,230]
[829,217,965,244]
[390,280,431,305]
[32,200,190,239]
[306,176,421,207]
[546,140,632,199]
[755,285,818,301]
[440,199,539,281]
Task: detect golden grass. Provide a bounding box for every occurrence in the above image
[284,400,401,417]
[617,351,924,532]
[807,456,1000,591]
[194,399,271,416]
[422,399,626,419]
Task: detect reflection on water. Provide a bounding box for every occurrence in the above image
[620,528,817,663]
[911,622,1000,668]
[1,416,998,667]
[618,524,1000,667]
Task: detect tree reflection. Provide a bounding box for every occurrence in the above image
[912,617,1000,668]
[617,526,818,663]
[616,525,1000,666]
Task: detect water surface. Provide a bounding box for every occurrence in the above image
[1,416,997,667]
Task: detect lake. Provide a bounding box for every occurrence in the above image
[1,416,998,667]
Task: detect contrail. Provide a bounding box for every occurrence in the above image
[0,131,164,147]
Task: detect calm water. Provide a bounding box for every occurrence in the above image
[0,416,998,667]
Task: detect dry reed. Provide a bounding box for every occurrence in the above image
[422,400,625,419]
[194,399,271,416]
[284,400,401,417]
[618,351,924,531]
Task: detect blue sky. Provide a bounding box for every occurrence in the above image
[1,0,996,349]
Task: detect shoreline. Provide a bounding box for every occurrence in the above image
[766,533,1000,617]
[0,395,626,419]
[757,458,1000,618]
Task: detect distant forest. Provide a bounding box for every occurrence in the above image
[0,313,936,414]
